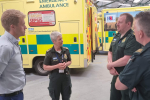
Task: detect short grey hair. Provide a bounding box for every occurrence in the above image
[135,11,150,37]
[50,31,62,41]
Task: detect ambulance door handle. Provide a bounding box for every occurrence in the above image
[22,38,25,43]
[113,33,115,36]
[74,37,77,42]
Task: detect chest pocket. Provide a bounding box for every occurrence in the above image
[52,57,58,62]
[118,42,126,50]
[63,53,68,62]
[115,42,126,57]
[111,42,117,53]
[51,56,59,66]
[118,37,127,50]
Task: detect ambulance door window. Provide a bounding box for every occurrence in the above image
[28,10,56,27]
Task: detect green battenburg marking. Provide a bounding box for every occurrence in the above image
[20,45,28,54]
[105,37,108,43]
[29,45,37,54]
[109,31,116,37]
[27,44,84,54]
[25,35,84,54]
[36,35,53,44]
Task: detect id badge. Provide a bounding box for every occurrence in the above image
[59,69,64,73]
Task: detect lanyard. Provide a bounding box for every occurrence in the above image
[118,40,122,43]
[55,52,63,63]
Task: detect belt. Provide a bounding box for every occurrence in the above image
[51,68,69,74]
[0,89,23,97]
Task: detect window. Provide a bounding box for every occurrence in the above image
[28,10,56,27]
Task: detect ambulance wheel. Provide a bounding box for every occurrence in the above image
[34,58,49,76]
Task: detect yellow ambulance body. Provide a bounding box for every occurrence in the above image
[98,6,150,52]
[0,0,99,75]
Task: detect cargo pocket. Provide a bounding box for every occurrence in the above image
[48,87,55,99]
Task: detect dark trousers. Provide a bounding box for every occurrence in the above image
[110,75,130,100]
[48,71,72,100]
[0,92,23,100]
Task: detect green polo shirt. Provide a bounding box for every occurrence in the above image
[44,46,71,66]
[109,29,141,73]
[119,42,150,100]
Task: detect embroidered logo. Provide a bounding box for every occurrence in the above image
[122,38,126,43]
[64,54,67,59]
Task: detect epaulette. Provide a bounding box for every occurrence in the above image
[115,33,120,37]
[46,48,52,52]
[135,48,143,54]
[63,47,68,50]
[130,33,135,37]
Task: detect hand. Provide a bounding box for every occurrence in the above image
[57,62,66,70]
[109,67,119,75]
[63,62,67,69]
[132,87,137,92]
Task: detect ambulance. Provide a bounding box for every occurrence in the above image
[0,0,99,75]
[98,6,150,52]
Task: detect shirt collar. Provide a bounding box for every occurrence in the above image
[4,31,20,45]
[142,42,150,52]
[119,29,133,39]
[51,46,66,53]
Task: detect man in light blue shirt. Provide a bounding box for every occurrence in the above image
[0,9,27,100]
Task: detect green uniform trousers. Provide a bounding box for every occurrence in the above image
[110,75,130,100]
[48,71,72,100]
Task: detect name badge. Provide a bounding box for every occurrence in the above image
[53,57,58,61]
[59,69,64,73]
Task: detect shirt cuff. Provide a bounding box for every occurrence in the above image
[124,52,133,56]
[119,74,133,89]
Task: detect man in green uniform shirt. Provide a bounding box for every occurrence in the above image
[107,13,141,100]
[115,11,150,100]
[43,31,72,100]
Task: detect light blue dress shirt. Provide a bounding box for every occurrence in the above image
[0,31,26,94]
